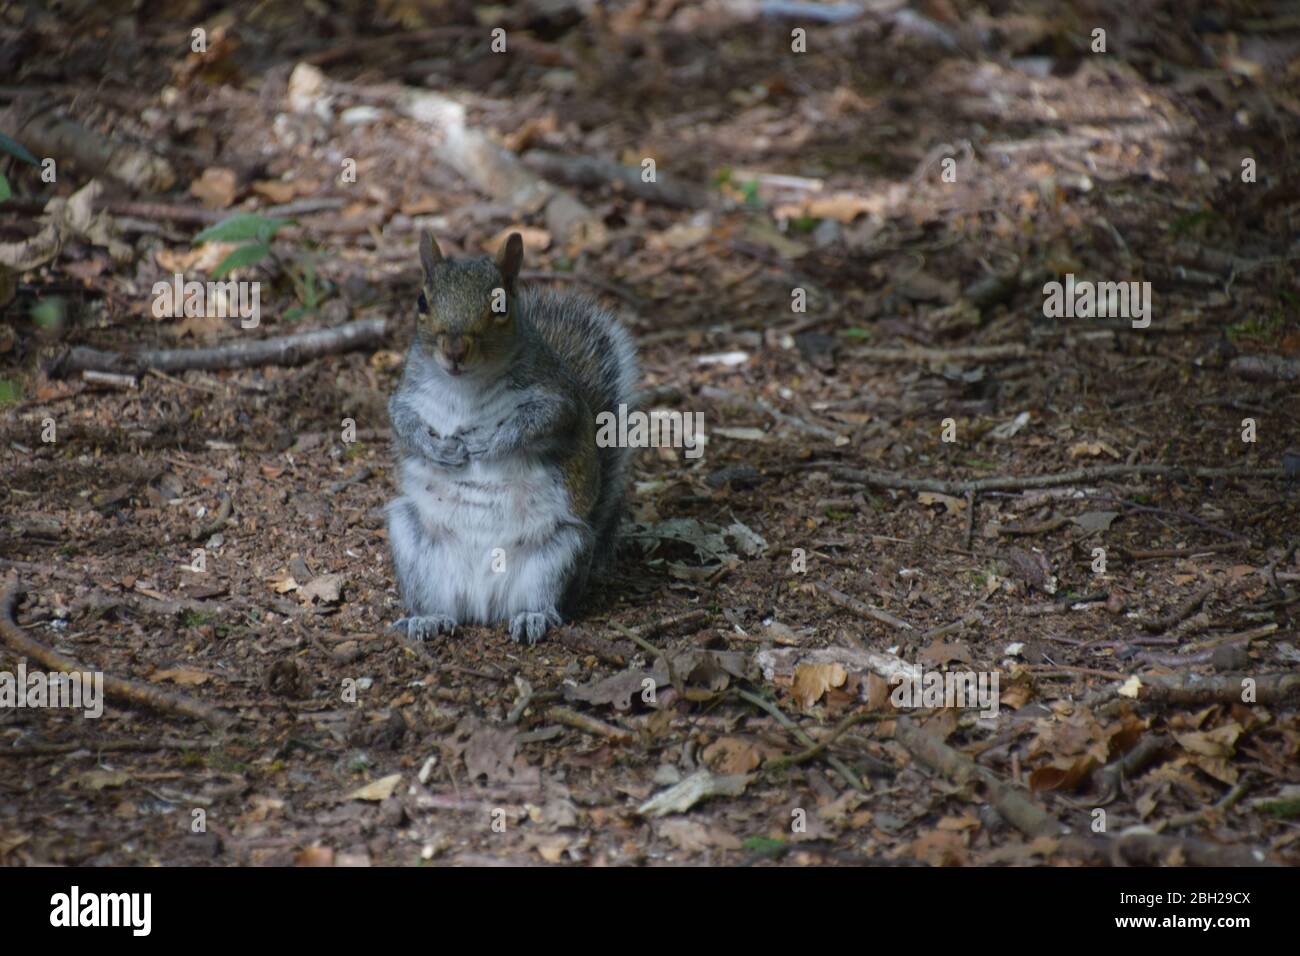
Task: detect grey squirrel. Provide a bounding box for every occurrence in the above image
[385,231,639,644]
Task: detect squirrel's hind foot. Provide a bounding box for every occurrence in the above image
[393,615,458,640]
[508,608,563,645]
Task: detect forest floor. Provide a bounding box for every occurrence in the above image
[1,0,1299,866]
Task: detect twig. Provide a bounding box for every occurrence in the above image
[521,151,709,209]
[846,344,1035,364]
[734,688,864,792]
[191,492,232,542]
[895,719,1270,865]
[1133,671,1300,706]
[763,710,888,771]
[0,577,233,729]
[49,318,389,377]
[1141,581,1217,633]
[546,705,632,743]
[814,582,913,632]
[81,370,138,389]
[832,464,1284,495]
[1092,734,1168,804]
[0,737,206,757]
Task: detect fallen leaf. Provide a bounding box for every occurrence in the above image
[150,668,211,686]
[917,492,966,515]
[346,773,402,801]
[484,226,550,253]
[791,662,847,708]
[295,846,335,867]
[300,572,345,604]
[190,167,239,209]
[1068,440,1121,459]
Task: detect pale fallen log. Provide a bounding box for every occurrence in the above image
[398,90,604,247]
[49,318,388,377]
[1231,355,1300,383]
[757,645,921,692]
[521,150,709,209]
[4,104,174,193]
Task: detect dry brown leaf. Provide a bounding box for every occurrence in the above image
[150,668,211,686]
[1173,722,1242,758]
[775,192,888,223]
[346,773,402,801]
[190,167,239,208]
[917,492,967,515]
[791,662,847,708]
[484,226,551,253]
[1068,440,1122,460]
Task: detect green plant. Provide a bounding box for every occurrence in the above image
[284,252,323,321]
[193,213,293,279]
[0,132,40,205]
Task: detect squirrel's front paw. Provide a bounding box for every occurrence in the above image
[426,436,469,468]
[393,615,458,640]
[508,608,563,645]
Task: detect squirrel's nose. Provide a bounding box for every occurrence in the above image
[443,336,469,364]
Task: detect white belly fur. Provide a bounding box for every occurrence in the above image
[395,379,583,622]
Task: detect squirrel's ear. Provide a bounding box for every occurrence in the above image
[419,230,442,278]
[497,232,523,291]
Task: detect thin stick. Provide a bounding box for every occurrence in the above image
[546,705,632,743]
[814,582,913,631]
[50,318,389,377]
[832,464,1283,495]
[0,577,233,729]
[735,688,865,792]
[764,710,888,771]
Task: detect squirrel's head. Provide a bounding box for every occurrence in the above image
[415,230,523,377]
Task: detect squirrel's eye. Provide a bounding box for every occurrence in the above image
[416,292,429,314]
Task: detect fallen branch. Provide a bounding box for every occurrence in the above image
[846,344,1034,364]
[1141,581,1217,633]
[521,150,709,209]
[814,582,913,632]
[1231,355,1300,383]
[735,687,864,792]
[4,102,175,192]
[0,737,206,757]
[895,718,1271,865]
[398,90,602,246]
[757,645,920,693]
[1092,734,1168,804]
[48,318,388,377]
[546,705,632,743]
[1129,671,1300,706]
[0,577,233,729]
[831,464,1284,495]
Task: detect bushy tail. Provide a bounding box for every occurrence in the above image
[522,287,638,566]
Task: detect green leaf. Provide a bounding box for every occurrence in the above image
[0,132,39,166]
[211,242,271,278]
[31,297,65,331]
[0,378,21,405]
[741,836,787,858]
[0,171,9,204]
[842,327,871,340]
[195,214,291,246]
